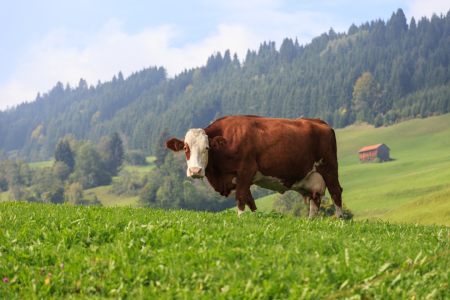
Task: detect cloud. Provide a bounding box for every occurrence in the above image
[0,7,345,110]
[0,20,260,110]
[407,0,450,20]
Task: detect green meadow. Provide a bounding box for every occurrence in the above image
[28,160,54,169]
[1,202,449,299]
[123,156,156,174]
[243,115,450,225]
[83,156,156,208]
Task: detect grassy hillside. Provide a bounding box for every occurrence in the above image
[244,115,450,224]
[336,114,450,220]
[83,185,140,208]
[123,156,156,173]
[381,188,450,226]
[1,202,449,299]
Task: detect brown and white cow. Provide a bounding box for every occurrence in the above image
[165,115,344,219]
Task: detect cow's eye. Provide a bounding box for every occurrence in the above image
[206,147,210,150]
[183,147,186,150]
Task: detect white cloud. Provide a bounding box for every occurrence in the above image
[0,7,345,110]
[407,0,450,20]
[214,0,282,10]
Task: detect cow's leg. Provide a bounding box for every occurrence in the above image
[329,184,344,219]
[316,165,344,219]
[235,168,257,216]
[237,203,246,216]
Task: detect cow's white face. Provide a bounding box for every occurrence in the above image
[165,129,227,179]
[183,129,210,178]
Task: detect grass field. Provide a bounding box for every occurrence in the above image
[28,156,156,174]
[83,185,140,208]
[28,160,53,169]
[0,191,8,202]
[1,202,449,299]
[381,188,450,226]
[246,115,450,225]
[123,156,156,174]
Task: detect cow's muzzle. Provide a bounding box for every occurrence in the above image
[189,167,203,178]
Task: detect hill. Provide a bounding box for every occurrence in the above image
[1,9,450,162]
[1,202,449,298]
[382,189,450,226]
[243,114,450,225]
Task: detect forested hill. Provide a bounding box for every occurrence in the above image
[1,8,450,162]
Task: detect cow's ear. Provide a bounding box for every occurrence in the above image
[165,138,184,152]
[209,136,227,150]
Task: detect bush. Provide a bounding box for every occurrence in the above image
[43,184,65,204]
[124,150,147,166]
[0,175,8,192]
[273,191,354,219]
[374,114,383,128]
[139,181,158,204]
[110,170,146,196]
[90,195,103,207]
[66,182,84,205]
[318,197,354,220]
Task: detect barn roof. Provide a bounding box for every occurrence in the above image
[358,143,389,153]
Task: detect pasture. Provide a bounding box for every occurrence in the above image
[1,202,449,299]
[28,160,53,169]
[123,156,156,174]
[246,114,450,225]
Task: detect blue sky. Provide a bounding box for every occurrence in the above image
[1,0,449,110]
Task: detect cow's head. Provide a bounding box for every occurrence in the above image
[165,129,227,179]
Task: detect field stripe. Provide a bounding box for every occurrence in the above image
[322,249,450,300]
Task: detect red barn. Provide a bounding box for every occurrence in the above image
[358,143,390,162]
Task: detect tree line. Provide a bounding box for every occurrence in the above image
[0,132,124,205]
[1,9,450,162]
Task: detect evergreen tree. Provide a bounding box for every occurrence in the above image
[108,132,125,176]
[54,140,75,172]
[280,38,297,63]
[154,127,171,167]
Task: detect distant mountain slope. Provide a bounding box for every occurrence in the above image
[1,9,450,162]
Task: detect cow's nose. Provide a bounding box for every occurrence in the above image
[189,167,202,176]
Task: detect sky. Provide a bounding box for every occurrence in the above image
[1,0,449,111]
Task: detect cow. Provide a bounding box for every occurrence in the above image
[165,115,344,219]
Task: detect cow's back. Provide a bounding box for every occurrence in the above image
[204,116,336,182]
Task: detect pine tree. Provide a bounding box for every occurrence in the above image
[54,140,75,172]
[280,38,296,63]
[109,132,124,176]
[154,128,171,167]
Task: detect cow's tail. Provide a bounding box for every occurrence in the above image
[329,127,342,193]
